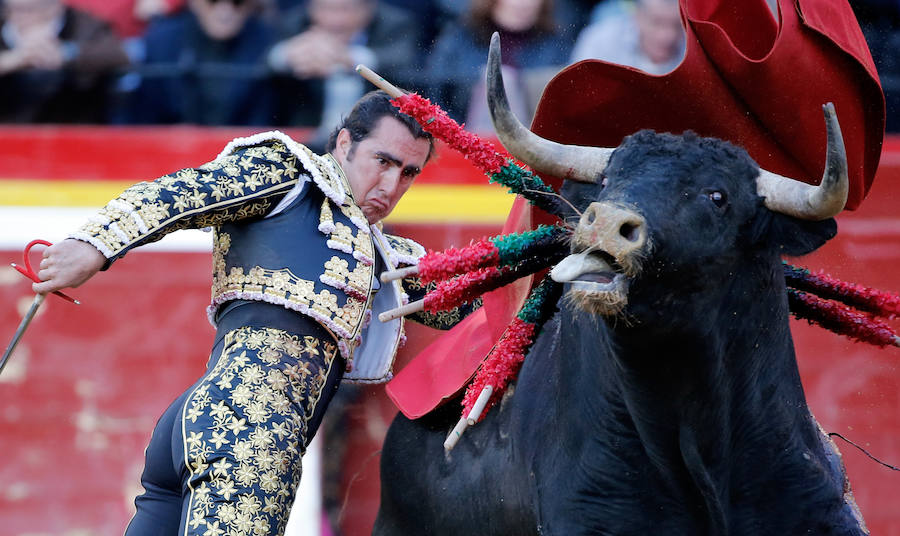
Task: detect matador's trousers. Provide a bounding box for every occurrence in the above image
[124,301,344,535]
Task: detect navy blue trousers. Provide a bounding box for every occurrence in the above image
[125,303,344,535]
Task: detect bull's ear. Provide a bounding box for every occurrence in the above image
[768,214,838,256]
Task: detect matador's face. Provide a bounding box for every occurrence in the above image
[333,116,431,224]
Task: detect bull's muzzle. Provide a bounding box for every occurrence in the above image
[550,202,646,316]
[574,202,647,263]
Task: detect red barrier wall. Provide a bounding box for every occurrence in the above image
[0,128,897,535]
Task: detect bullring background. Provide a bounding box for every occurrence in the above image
[0,126,898,535]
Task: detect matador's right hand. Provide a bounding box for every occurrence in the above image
[32,239,105,295]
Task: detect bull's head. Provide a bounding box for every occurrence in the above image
[487,34,847,321]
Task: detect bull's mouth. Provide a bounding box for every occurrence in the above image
[550,249,629,315]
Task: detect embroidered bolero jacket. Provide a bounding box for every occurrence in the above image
[71,131,452,383]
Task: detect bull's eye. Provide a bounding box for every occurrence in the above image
[708,190,727,208]
[600,175,608,189]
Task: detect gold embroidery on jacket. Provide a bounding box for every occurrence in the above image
[318,198,333,228]
[338,199,367,227]
[213,232,231,281]
[384,233,426,263]
[322,256,371,298]
[76,142,301,259]
[353,226,374,262]
[402,277,484,329]
[210,256,370,341]
[329,222,355,250]
[319,198,374,263]
[323,257,349,282]
[346,263,371,296]
[301,146,344,198]
[209,191,374,337]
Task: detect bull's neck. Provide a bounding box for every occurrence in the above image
[563,261,813,531]
[613,261,802,422]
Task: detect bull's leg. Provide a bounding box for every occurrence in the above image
[373,410,452,535]
[372,414,428,536]
[373,398,538,535]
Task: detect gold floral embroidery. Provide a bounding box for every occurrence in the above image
[323,256,349,281]
[75,143,300,261]
[337,199,367,227]
[282,158,298,178]
[328,222,354,250]
[320,198,373,261]
[242,146,268,159]
[189,190,378,344]
[322,256,371,297]
[213,231,231,279]
[267,164,285,183]
[211,260,371,341]
[210,183,229,202]
[176,168,202,187]
[312,289,338,316]
[115,215,142,241]
[337,298,364,326]
[80,220,104,236]
[384,233,426,263]
[93,228,122,255]
[119,181,163,204]
[402,277,483,329]
[223,163,242,177]
[318,199,333,229]
[346,263,371,295]
[182,326,337,536]
[136,200,172,229]
[353,226,374,261]
[411,306,476,328]
[234,201,273,221]
[192,200,271,230]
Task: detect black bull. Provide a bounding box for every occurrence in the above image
[373,129,868,535]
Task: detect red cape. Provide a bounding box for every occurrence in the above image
[387,0,885,419]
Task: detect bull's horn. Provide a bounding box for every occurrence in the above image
[486,32,614,183]
[756,103,848,220]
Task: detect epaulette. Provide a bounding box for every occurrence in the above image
[382,233,426,267]
[217,130,347,206]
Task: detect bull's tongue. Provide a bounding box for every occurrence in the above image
[574,272,615,284]
[550,250,615,283]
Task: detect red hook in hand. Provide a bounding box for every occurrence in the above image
[11,239,80,304]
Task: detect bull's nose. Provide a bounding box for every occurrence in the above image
[579,202,647,252]
[618,219,643,243]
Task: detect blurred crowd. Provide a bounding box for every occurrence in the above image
[0,0,898,140]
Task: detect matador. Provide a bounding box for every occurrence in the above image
[33,91,476,535]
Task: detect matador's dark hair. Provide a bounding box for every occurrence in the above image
[325,90,435,161]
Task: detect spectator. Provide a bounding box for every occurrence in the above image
[379,0,443,58]
[120,0,276,125]
[64,0,185,38]
[0,0,129,123]
[269,0,305,12]
[267,0,422,145]
[431,0,592,36]
[850,0,900,131]
[570,0,684,75]
[425,0,572,132]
